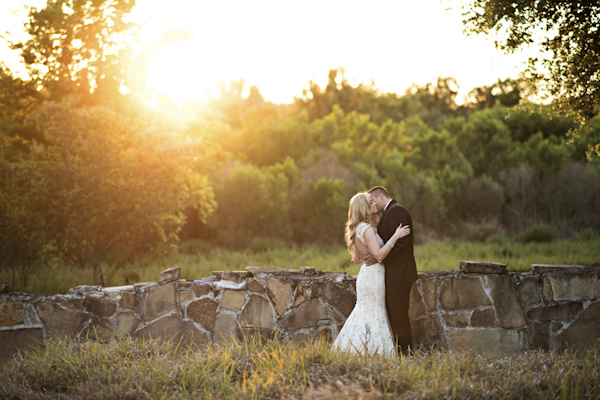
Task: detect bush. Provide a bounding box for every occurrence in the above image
[574,228,598,241]
[246,237,288,253]
[449,218,504,242]
[520,224,559,243]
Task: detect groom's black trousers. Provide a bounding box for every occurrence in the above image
[385,282,413,355]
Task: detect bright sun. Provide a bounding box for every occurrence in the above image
[122,0,534,107]
[146,42,215,103]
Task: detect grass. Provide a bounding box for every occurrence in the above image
[1,335,599,399]
[2,237,599,295]
[415,236,600,272]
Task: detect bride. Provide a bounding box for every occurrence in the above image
[332,192,410,356]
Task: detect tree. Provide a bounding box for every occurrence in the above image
[397,77,462,127]
[463,2,600,123]
[295,69,380,122]
[0,63,44,153]
[466,78,523,110]
[11,0,139,105]
[207,158,298,247]
[11,100,216,286]
[445,104,517,177]
[291,177,349,244]
[0,153,55,290]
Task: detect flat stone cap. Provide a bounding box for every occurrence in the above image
[460,261,508,274]
[245,266,303,275]
[212,271,252,282]
[158,267,180,284]
[530,264,596,275]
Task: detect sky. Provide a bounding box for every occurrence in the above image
[0,0,535,105]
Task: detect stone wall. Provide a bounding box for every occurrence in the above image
[1,262,599,361]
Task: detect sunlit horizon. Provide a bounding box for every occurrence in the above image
[0,0,538,105]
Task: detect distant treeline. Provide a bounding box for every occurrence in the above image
[1,68,600,287]
[182,71,600,246]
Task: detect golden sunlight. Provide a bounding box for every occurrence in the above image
[0,0,534,105]
[147,42,216,103]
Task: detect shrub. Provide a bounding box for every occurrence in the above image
[246,237,287,253]
[520,224,559,243]
[574,228,598,241]
[449,217,504,242]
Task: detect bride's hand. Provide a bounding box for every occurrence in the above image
[394,224,410,239]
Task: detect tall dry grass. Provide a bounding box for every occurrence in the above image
[2,236,599,295]
[1,335,599,399]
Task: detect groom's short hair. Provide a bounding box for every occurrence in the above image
[368,186,390,199]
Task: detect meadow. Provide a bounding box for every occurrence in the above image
[2,235,599,296]
[2,236,599,398]
[1,334,598,399]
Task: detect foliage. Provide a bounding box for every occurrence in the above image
[207,158,298,248]
[574,228,598,241]
[291,177,350,244]
[448,104,516,177]
[0,100,215,286]
[1,0,599,291]
[463,0,600,154]
[295,68,379,122]
[453,175,504,223]
[0,63,43,149]
[520,224,559,243]
[11,0,140,106]
[295,70,464,127]
[504,103,577,143]
[4,236,600,295]
[465,78,522,110]
[1,336,599,399]
[398,77,462,127]
[0,154,55,289]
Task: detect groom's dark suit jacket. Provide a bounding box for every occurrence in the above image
[377,199,418,285]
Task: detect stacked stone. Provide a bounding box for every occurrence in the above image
[1,262,599,361]
[525,264,600,351]
[0,266,358,361]
[408,262,600,354]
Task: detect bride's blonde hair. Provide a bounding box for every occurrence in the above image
[344,192,373,252]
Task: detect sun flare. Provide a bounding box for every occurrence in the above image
[146,42,218,102]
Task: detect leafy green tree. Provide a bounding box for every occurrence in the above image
[453,175,505,222]
[397,77,462,127]
[0,63,44,154]
[466,78,523,110]
[446,104,517,176]
[295,69,377,121]
[504,103,577,143]
[208,158,298,247]
[12,100,216,285]
[0,153,55,290]
[229,107,315,166]
[566,118,600,169]
[291,177,348,244]
[200,80,266,130]
[320,107,413,168]
[11,0,139,105]
[407,118,473,217]
[463,1,600,129]
[516,132,569,174]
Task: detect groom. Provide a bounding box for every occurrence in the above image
[364,186,418,355]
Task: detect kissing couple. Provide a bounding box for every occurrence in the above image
[333,186,418,356]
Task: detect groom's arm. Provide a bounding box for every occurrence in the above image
[351,248,378,265]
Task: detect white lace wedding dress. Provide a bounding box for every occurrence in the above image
[332,222,396,356]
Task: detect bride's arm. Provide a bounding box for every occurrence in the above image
[363,224,410,262]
